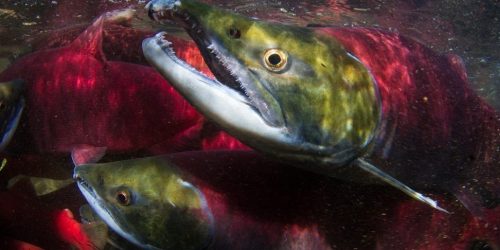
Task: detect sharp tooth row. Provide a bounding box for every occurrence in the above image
[152,10,170,21]
[208,43,251,99]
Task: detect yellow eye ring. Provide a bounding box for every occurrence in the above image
[116,190,131,206]
[263,49,288,72]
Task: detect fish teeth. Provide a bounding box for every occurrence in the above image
[208,42,254,101]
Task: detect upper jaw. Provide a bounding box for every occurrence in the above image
[145,0,284,127]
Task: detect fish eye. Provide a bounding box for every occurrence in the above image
[263,49,288,72]
[116,190,131,206]
[228,27,241,39]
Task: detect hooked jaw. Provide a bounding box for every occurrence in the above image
[143,33,293,145]
[144,0,365,165]
[143,1,309,155]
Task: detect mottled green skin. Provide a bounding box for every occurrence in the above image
[75,157,213,250]
[179,0,380,161]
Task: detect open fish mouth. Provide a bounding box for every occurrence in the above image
[145,0,284,128]
[143,0,367,164]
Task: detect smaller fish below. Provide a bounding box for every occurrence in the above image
[72,150,411,250]
[0,79,24,151]
[74,156,215,250]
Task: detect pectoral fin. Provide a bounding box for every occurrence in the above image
[354,158,449,213]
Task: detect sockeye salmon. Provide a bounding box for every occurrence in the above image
[73,150,500,249]
[0,10,246,154]
[142,0,499,215]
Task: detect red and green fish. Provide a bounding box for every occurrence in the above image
[0,10,246,154]
[142,0,499,215]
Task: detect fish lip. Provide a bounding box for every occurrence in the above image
[74,172,96,199]
[146,0,284,127]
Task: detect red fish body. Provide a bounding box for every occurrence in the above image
[0,16,246,154]
[319,28,500,214]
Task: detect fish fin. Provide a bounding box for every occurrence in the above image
[354,158,449,213]
[81,221,109,250]
[446,54,468,83]
[71,16,107,61]
[71,145,107,166]
[70,9,136,61]
[7,175,74,196]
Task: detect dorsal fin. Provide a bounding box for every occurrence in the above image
[71,144,107,166]
[70,16,106,61]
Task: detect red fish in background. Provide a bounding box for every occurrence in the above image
[0,12,247,154]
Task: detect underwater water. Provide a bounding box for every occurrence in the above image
[0,0,499,249]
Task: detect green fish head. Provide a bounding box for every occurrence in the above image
[74,157,214,250]
[144,0,381,166]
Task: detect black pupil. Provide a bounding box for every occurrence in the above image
[117,192,128,204]
[268,53,282,66]
[229,28,241,38]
